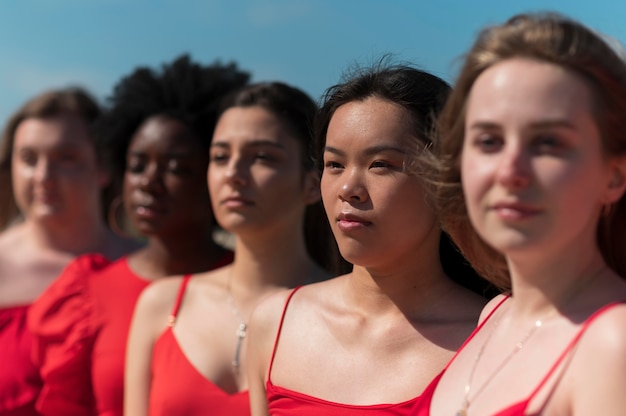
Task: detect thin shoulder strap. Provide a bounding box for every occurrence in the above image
[167,275,192,327]
[527,301,623,400]
[443,295,510,371]
[267,286,303,382]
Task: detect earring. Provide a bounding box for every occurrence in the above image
[601,203,614,218]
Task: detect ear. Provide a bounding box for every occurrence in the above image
[302,170,321,205]
[603,156,626,204]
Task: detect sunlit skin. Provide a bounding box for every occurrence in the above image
[322,96,439,273]
[12,114,107,226]
[123,115,212,238]
[430,58,626,416]
[461,58,617,263]
[209,106,320,237]
[124,103,326,416]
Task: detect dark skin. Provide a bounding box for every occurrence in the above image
[122,114,228,279]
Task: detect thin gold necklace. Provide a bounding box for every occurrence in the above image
[457,311,551,416]
[226,274,247,371]
[458,266,606,415]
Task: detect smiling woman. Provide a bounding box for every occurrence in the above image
[27,56,249,416]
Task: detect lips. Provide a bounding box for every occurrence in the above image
[220,195,254,208]
[336,212,372,231]
[490,201,541,220]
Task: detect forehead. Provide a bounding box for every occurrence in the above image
[467,58,594,123]
[212,106,301,150]
[326,97,417,149]
[129,116,202,153]
[13,115,93,151]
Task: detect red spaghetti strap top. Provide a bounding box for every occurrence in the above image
[168,275,192,326]
[266,286,302,381]
[266,286,425,415]
[415,300,624,416]
[413,295,510,416]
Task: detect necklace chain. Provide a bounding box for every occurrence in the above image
[458,265,606,415]
[226,274,247,370]
[457,313,548,416]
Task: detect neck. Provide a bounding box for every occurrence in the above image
[230,228,325,294]
[343,232,454,319]
[506,236,608,319]
[27,217,110,255]
[131,229,226,279]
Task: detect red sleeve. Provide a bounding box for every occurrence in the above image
[27,253,111,416]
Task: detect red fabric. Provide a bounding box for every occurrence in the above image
[266,286,422,415]
[150,329,249,416]
[414,300,624,416]
[149,274,249,416]
[28,251,234,416]
[28,254,139,416]
[0,304,42,416]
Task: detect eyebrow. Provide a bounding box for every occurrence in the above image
[324,144,406,157]
[211,139,286,149]
[468,120,578,131]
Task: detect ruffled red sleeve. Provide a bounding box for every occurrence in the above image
[27,253,111,416]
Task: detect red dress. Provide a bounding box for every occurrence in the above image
[0,304,42,416]
[414,298,624,416]
[266,287,423,415]
[28,253,233,416]
[149,275,249,415]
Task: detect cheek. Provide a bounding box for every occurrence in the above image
[461,151,491,207]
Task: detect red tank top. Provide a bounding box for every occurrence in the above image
[414,298,623,416]
[265,287,423,415]
[149,275,250,416]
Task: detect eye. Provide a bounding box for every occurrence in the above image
[167,159,191,174]
[472,134,503,153]
[18,150,37,166]
[57,152,80,164]
[370,160,392,169]
[210,150,229,164]
[532,134,566,155]
[126,157,145,173]
[323,160,343,171]
[254,151,274,162]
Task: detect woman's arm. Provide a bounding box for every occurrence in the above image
[247,290,292,416]
[124,279,177,416]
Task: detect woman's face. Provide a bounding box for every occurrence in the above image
[321,96,438,269]
[123,115,211,237]
[11,113,107,224]
[208,106,319,237]
[461,58,625,258]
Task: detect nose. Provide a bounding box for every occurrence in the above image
[224,157,248,187]
[33,158,54,185]
[496,144,531,190]
[138,162,165,194]
[338,169,368,203]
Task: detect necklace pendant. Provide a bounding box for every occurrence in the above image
[456,410,467,416]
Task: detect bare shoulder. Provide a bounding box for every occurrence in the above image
[579,303,626,351]
[477,293,508,324]
[135,275,187,320]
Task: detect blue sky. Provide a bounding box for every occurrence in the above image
[0,0,624,125]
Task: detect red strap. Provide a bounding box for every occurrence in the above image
[168,275,192,326]
[267,286,303,382]
[527,301,623,400]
